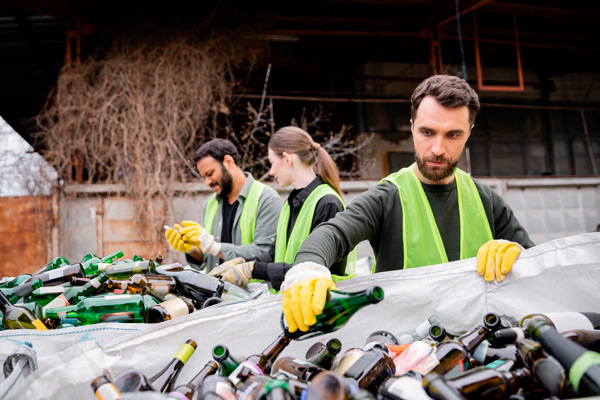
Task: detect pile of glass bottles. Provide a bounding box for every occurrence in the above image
[0,251,253,330]
[92,307,600,400]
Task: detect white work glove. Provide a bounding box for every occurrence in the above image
[179,220,221,257]
[281,262,336,333]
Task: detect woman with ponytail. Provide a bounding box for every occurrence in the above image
[208,126,354,291]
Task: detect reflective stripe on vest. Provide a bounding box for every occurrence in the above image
[274,184,356,280]
[383,164,492,269]
[203,180,269,245]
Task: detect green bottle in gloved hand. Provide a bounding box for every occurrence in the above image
[281,284,384,341]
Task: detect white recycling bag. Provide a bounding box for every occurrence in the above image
[1,232,599,400]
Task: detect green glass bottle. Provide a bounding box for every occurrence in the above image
[0,274,32,289]
[212,344,243,376]
[102,259,158,280]
[169,360,218,400]
[0,279,43,304]
[34,256,70,275]
[26,285,67,307]
[44,293,158,325]
[306,338,342,370]
[149,339,197,393]
[0,290,48,330]
[281,286,384,340]
[106,274,176,295]
[41,272,110,318]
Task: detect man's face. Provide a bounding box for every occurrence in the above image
[411,95,472,185]
[196,156,234,197]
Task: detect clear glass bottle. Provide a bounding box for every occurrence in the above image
[397,314,442,344]
[106,274,176,295]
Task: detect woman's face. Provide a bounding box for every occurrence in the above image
[268,148,293,187]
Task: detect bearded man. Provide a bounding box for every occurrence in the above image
[279,75,535,334]
[166,139,282,272]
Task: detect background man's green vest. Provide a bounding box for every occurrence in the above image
[383,164,492,269]
[203,180,267,245]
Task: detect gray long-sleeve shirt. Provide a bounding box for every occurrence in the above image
[187,173,283,272]
[294,177,534,273]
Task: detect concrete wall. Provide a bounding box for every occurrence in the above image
[56,177,600,267]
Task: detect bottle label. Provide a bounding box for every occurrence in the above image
[32,319,49,331]
[99,312,136,322]
[42,295,70,318]
[388,375,431,400]
[95,383,121,400]
[174,343,196,364]
[90,278,102,288]
[545,312,594,333]
[103,294,131,301]
[47,269,65,280]
[38,286,65,294]
[160,298,190,319]
[151,283,170,295]
[334,349,364,375]
[229,361,264,387]
[415,318,433,338]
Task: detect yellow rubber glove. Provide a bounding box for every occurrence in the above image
[165,224,193,253]
[477,239,523,282]
[281,262,337,333]
[180,220,221,256]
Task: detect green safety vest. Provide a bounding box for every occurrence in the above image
[383,164,492,269]
[203,180,269,245]
[274,184,356,281]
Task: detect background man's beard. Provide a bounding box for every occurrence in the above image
[219,165,234,197]
[415,154,459,182]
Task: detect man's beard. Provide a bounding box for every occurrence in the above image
[414,153,459,183]
[218,163,234,197]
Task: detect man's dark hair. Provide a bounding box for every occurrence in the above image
[410,75,481,127]
[193,138,241,165]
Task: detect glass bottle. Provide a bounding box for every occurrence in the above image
[282,286,384,340]
[0,274,32,289]
[44,293,158,325]
[35,256,70,275]
[342,346,396,393]
[305,370,350,400]
[563,329,600,352]
[0,289,48,330]
[91,374,122,400]
[445,365,532,399]
[169,360,218,400]
[106,274,176,295]
[422,372,468,400]
[333,348,365,376]
[26,285,66,307]
[271,356,323,382]
[429,324,455,343]
[196,374,236,400]
[154,265,225,308]
[306,338,342,370]
[228,332,291,387]
[525,318,600,396]
[102,259,159,280]
[113,370,155,393]
[378,372,433,400]
[0,279,43,303]
[397,314,443,344]
[42,272,110,318]
[235,375,271,400]
[144,296,195,323]
[212,344,243,376]
[520,312,600,333]
[149,339,197,393]
[266,380,293,400]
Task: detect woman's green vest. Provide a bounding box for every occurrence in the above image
[383,164,492,269]
[274,184,356,281]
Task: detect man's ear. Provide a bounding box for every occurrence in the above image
[223,154,236,169]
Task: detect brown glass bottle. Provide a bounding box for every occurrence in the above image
[342,347,396,393]
[445,366,531,399]
[563,329,600,352]
[228,333,291,387]
[423,372,467,400]
[197,374,237,400]
[271,356,323,382]
[144,296,195,323]
[306,370,350,400]
[169,360,219,400]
